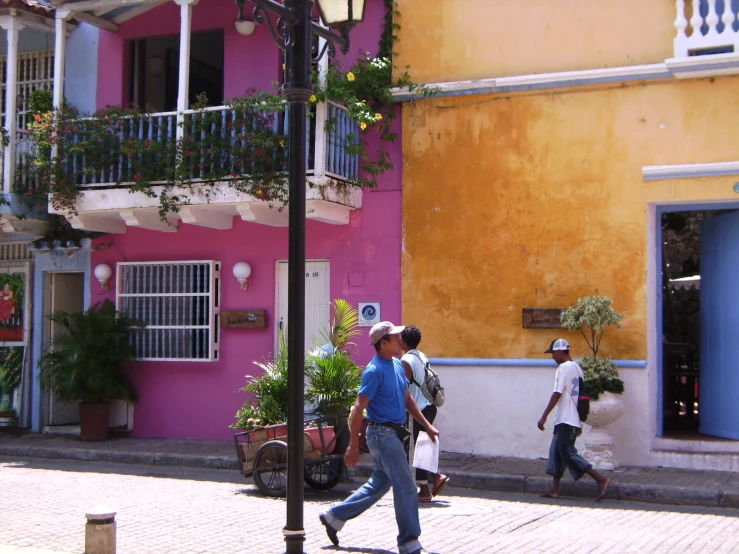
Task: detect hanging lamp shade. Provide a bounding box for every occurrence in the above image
[315,0,366,27]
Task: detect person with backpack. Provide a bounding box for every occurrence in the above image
[537,338,611,501]
[400,326,450,503]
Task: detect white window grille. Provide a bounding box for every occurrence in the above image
[0,50,55,130]
[116,261,220,361]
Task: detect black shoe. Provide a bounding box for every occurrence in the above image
[319,513,339,546]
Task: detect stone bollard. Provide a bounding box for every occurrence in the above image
[85,507,117,554]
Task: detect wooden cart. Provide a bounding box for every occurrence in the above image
[233,412,349,497]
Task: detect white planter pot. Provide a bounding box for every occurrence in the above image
[582,392,625,471]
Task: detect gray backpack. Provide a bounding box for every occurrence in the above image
[409,352,445,408]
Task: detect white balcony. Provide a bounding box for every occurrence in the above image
[41,101,362,232]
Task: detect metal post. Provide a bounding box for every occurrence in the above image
[282,1,313,553]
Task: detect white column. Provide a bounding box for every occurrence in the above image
[53,10,71,111]
[174,0,198,140]
[2,18,24,194]
[313,34,329,178]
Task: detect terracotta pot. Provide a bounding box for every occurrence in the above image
[79,403,110,441]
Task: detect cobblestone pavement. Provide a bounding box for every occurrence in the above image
[2,457,739,554]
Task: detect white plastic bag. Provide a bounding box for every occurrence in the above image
[412,431,439,474]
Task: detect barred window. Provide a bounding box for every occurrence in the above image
[116,261,220,361]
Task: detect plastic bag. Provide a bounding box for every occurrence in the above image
[412,431,439,474]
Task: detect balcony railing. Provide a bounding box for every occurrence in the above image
[675,0,739,57]
[15,101,360,195]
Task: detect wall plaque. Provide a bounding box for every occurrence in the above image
[220,310,267,329]
[522,308,564,329]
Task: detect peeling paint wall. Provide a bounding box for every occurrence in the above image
[394,0,675,83]
[402,77,739,361]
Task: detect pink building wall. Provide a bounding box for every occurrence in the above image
[97,0,387,109]
[90,0,402,439]
[92,186,401,439]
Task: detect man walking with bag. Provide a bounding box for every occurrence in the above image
[401,325,450,502]
[320,321,439,554]
[537,338,611,501]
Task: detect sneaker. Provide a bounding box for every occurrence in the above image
[409,549,428,554]
[319,513,339,546]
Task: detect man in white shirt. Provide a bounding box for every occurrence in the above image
[537,338,611,501]
[401,325,450,503]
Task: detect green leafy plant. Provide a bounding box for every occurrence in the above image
[37,299,143,404]
[316,299,361,352]
[0,347,23,393]
[560,295,625,400]
[231,331,289,430]
[305,349,362,426]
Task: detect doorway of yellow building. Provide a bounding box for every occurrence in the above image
[658,206,739,439]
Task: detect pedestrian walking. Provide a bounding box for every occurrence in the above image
[400,325,450,503]
[537,338,611,501]
[320,321,439,554]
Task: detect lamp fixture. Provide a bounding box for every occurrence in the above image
[234,0,256,35]
[232,261,252,290]
[94,264,113,291]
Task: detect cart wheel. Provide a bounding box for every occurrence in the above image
[304,459,343,490]
[253,440,288,497]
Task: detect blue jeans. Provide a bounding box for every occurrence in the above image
[324,424,422,554]
[546,423,592,480]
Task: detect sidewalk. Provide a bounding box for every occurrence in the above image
[2,430,739,509]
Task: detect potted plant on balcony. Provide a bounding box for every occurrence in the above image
[560,295,625,469]
[38,300,143,441]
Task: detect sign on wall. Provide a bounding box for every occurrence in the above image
[220,310,267,329]
[358,302,381,327]
[0,272,25,344]
[522,308,564,329]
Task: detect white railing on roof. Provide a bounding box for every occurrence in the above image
[675,0,739,57]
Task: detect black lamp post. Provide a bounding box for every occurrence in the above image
[235,0,365,552]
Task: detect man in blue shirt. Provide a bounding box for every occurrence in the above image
[320,321,439,554]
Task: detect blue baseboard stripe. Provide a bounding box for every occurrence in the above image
[429,358,648,369]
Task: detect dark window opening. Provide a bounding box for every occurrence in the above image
[129,30,224,112]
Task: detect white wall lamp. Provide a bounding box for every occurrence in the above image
[94,263,113,291]
[234,0,256,35]
[233,261,252,290]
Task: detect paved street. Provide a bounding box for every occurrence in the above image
[1,457,739,554]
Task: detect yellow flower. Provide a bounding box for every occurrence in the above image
[279,139,285,147]
[309,95,317,103]
[347,72,355,82]
[360,121,367,130]
[256,189,264,196]
[374,113,382,121]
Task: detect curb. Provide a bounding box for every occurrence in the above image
[352,462,736,509]
[0,444,240,471]
[3,445,737,510]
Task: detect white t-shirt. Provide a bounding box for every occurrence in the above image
[401,349,431,410]
[552,360,584,428]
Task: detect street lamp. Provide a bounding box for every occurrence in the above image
[235,0,365,552]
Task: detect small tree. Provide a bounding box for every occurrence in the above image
[560,296,625,400]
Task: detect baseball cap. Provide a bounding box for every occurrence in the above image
[544,338,570,353]
[369,321,406,345]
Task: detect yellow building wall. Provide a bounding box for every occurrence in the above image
[395,0,676,84]
[402,76,739,359]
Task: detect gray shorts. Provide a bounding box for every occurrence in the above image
[546,423,592,480]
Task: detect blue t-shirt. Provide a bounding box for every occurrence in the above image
[359,355,408,425]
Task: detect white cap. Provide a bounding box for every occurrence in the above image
[544,338,570,353]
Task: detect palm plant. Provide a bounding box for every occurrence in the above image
[305,349,362,424]
[316,299,361,352]
[38,300,143,404]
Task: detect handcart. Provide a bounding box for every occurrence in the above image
[233,411,349,497]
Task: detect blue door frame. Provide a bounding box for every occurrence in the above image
[655,202,739,437]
